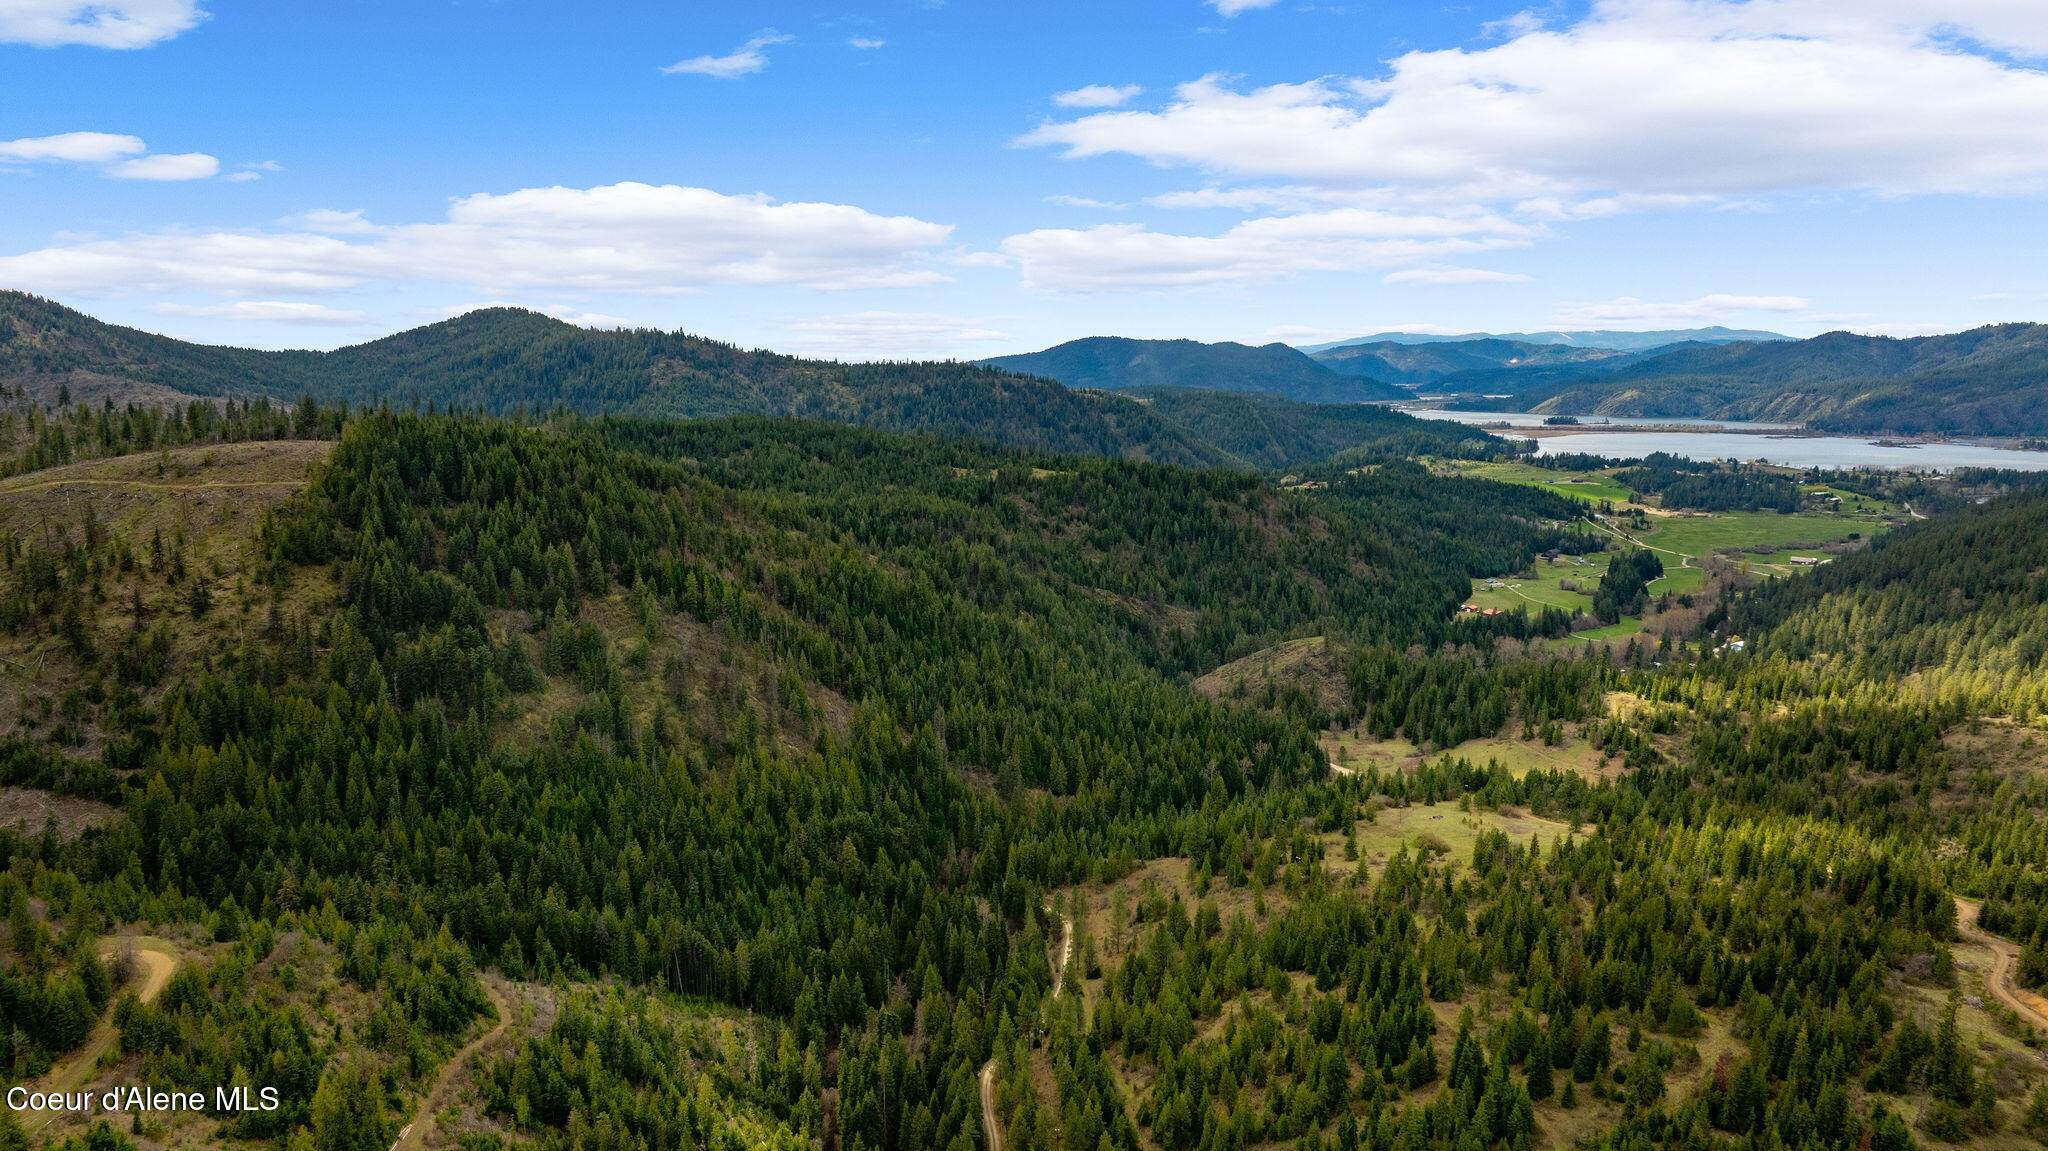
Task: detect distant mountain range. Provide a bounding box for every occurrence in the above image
[1299,326,1792,353]
[1308,337,1657,386]
[15,292,2047,441]
[0,291,1495,471]
[979,336,1407,404]
[1477,323,2048,435]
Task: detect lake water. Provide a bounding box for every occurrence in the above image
[1531,431,2048,471]
[1408,408,1801,431]
[1396,407,2048,470]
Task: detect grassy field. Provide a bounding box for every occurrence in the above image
[1461,553,1688,619]
[1324,725,1615,781]
[1438,458,1895,639]
[1439,459,1640,506]
[1614,508,1885,561]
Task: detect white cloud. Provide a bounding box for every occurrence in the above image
[1384,266,1532,285]
[1054,84,1142,109]
[0,132,144,163]
[148,300,367,324]
[1043,194,1129,209]
[1022,2,2048,201]
[0,132,218,180]
[0,181,954,298]
[0,0,203,48]
[1209,0,1282,15]
[225,159,281,182]
[1001,207,1536,291]
[663,31,792,78]
[848,36,885,49]
[1552,293,1810,323]
[107,152,218,180]
[782,311,1014,359]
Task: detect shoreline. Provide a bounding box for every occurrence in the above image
[1403,410,2048,452]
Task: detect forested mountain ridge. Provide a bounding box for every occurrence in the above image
[981,335,1408,403]
[1309,338,1642,384]
[0,291,1513,472]
[1301,327,1790,354]
[1725,488,2048,706]
[1122,387,1503,469]
[1477,323,2048,435]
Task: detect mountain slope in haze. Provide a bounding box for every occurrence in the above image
[1300,326,1791,354]
[1497,322,2048,434]
[0,291,1238,468]
[981,335,1407,402]
[1309,337,1645,384]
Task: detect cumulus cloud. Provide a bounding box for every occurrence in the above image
[0,181,954,298]
[782,311,1014,359]
[1552,293,1810,323]
[848,36,885,49]
[663,31,792,78]
[0,132,144,163]
[1009,1,2048,292]
[0,132,218,180]
[1044,194,1129,209]
[1022,1,2048,201]
[1383,266,1532,285]
[148,300,367,324]
[1209,0,1282,15]
[108,152,218,180]
[0,0,204,48]
[1002,207,1536,291]
[1054,84,1142,109]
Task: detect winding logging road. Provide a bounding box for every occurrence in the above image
[390,976,514,1151]
[24,938,179,1133]
[1953,897,2048,1034]
[981,910,1073,1151]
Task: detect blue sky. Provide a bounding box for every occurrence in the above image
[4,0,2048,357]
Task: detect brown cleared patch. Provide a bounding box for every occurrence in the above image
[0,787,119,839]
[1193,635,1348,717]
[0,440,337,757]
[493,591,852,759]
[0,371,221,413]
[1322,725,1620,783]
[1075,584,1200,637]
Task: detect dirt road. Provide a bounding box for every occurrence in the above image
[983,910,1074,1151]
[1954,897,2048,1033]
[389,976,513,1151]
[26,938,179,1132]
[979,1060,1003,1151]
[1051,912,1073,998]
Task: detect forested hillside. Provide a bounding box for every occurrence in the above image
[982,336,1407,403]
[1,396,2046,1151]
[1310,338,1636,385]
[1127,387,1504,470]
